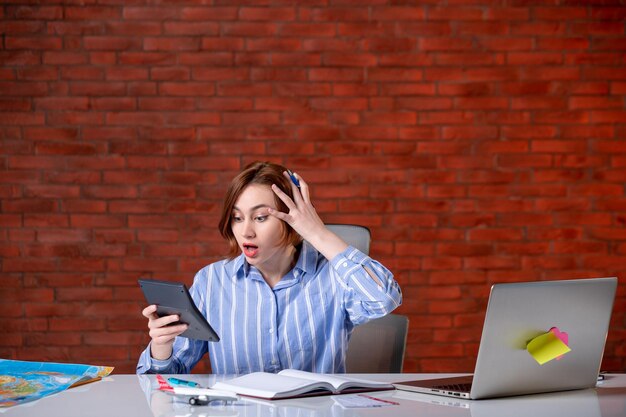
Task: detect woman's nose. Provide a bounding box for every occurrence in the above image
[242,219,255,238]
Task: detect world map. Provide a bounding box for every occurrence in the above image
[0,359,113,408]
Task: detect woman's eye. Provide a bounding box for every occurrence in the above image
[255,216,268,222]
[232,216,243,222]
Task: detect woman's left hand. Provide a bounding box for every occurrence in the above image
[268,171,348,260]
[268,171,324,239]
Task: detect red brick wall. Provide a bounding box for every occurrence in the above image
[1,2,625,374]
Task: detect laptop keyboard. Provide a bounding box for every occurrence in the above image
[432,383,472,392]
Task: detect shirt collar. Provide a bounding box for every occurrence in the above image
[234,240,319,280]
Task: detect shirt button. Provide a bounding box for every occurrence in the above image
[343,262,348,267]
[269,328,274,333]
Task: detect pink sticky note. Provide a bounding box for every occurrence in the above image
[550,327,569,360]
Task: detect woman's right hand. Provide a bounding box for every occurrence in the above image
[142,304,188,361]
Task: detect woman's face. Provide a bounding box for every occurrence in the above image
[231,184,288,268]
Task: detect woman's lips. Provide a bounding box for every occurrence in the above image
[243,244,258,258]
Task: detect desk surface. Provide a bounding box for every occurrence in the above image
[3,373,626,417]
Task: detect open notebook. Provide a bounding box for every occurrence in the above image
[394,277,617,400]
[211,369,393,400]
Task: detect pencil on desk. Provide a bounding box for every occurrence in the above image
[358,394,400,405]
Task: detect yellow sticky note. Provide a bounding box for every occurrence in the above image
[527,331,571,365]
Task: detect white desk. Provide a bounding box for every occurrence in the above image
[3,374,626,417]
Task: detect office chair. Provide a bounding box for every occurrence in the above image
[326,223,409,373]
[346,313,409,373]
[326,224,371,255]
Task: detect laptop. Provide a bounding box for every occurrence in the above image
[392,386,602,417]
[393,277,617,400]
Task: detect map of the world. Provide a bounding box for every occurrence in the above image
[0,359,113,408]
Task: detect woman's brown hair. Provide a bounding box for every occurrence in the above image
[218,161,302,258]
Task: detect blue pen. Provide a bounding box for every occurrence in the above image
[287,169,300,188]
[168,377,200,388]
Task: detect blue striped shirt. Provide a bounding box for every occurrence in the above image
[136,241,402,375]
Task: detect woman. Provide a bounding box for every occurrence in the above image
[136,161,402,374]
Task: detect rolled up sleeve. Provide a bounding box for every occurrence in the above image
[331,246,402,325]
